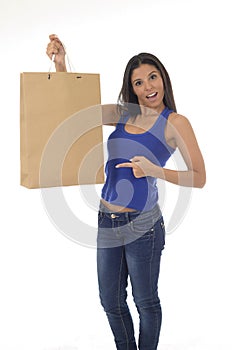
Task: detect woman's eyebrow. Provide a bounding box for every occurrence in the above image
[148,70,159,76]
[132,78,142,84]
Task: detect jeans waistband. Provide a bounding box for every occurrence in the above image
[99,201,162,222]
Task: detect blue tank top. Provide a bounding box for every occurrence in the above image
[101,107,175,211]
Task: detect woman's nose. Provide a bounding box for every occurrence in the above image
[144,80,153,91]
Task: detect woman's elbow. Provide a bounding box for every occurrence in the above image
[195,170,206,188]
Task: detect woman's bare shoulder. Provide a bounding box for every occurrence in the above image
[168,112,193,132]
[168,112,190,124]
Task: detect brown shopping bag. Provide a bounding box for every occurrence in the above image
[20,72,104,188]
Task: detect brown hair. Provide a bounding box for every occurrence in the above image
[118,52,177,116]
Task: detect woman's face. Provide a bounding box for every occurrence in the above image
[131,63,165,112]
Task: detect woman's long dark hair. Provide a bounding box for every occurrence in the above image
[118,53,177,116]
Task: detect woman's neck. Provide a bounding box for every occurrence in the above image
[140,103,165,118]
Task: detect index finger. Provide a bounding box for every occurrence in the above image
[115,162,133,168]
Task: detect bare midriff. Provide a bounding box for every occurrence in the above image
[100,198,137,212]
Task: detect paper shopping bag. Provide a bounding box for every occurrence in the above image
[20,72,104,188]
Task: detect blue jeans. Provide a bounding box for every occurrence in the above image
[97,203,165,350]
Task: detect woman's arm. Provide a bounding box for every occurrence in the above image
[46,35,119,126]
[160,113,206,187]
[116,114,206,188]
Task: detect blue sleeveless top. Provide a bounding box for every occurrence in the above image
[101,107,175,211]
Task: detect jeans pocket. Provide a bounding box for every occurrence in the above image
[131,214,154,234]
[155,217,166,249]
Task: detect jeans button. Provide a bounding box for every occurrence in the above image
[111,214,119,219]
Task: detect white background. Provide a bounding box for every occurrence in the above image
[1,0,232,349]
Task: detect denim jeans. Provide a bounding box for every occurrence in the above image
[97,203,165,350]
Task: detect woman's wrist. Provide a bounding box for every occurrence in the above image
[55,61,67,72]
[149,163,165,179]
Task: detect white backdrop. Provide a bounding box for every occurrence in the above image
[1,0,232,349]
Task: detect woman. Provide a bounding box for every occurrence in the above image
[47,34,206,350]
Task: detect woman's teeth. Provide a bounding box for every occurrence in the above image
[146,92,158,98]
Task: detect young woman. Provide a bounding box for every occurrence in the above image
[47,34,206,350]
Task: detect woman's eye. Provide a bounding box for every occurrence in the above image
[135,81,142,86]
[150,74,157,80]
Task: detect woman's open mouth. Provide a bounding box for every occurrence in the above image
[146,92,158,100]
